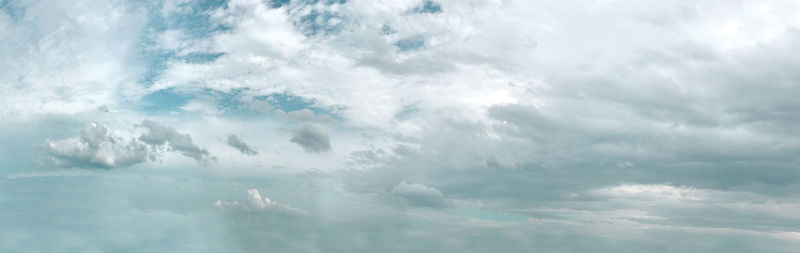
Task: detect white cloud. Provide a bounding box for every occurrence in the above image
[591,184,709,202]
[41,123,150,168]
[0,0,148,121]
[39,119,215,168]
[213,188,310,216]
[6,0,800,250]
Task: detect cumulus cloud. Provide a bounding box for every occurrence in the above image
[41,123,150,168]
[40,120,216,168]
[391,181,448,208]
[213,189,310,216]
[290,124,331,153]
[138,119,213,163]
[226,134,258,156]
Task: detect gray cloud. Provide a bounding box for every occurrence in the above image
[41,123,150,168]
[138,119,213,164]
[391,181,448,208]
[226,134,258,156]
[290,124,331,153]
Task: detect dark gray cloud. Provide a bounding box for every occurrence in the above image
[226,134,258,156]
[139,119,213,164]
[290,124,331,153]
[41,123,150,168]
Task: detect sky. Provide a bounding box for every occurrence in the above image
[2,0,800,252]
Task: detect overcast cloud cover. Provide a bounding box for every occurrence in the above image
[2,0,800,252]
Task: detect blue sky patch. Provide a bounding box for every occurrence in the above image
[297,10,344,36]
[395,35,426,52]
[414,0,442,14]
[136,0,229,87]
[138,88,194,113]
[0,0,24,22]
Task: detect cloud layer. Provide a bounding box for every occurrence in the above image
[5,0,800,251]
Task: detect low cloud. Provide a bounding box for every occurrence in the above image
[139,119,213,163]
[213,189,310,216]
[41,123,150,168]
[41,120,214,169]
[391,181,449,208]
[290,124,331,153]
[226,134,258,156]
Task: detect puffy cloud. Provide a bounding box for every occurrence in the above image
[139,119,213,163]
[41,123,150,168]
[226,134,258,156]
[213,189,310,216]
[391,181,448,208]
[290,124,331,153]
[40,120,216,168]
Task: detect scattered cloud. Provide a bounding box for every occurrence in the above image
[226,134,258,156]
[41,123,150,168]
[139,119,213,164]
[40,120,215,168]
[290,124,331,153]
[5,0,800,251]
[213,189,310,216]
[391,181,448,208]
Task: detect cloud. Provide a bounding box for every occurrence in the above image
[391,181,448,208]
[139,119,213,163]
[0,0,147,121]
[277,109,334,124]
[41,123,150,168]
[40,120,216,168]
[290,124,331,153]
[226,134,258,156]
[591,184,709,202]
[7,0,800,251]
[213,189,310,216]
